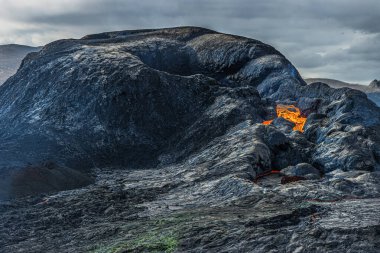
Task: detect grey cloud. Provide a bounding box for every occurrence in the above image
[7,0,380,33]
[346,35,380,62]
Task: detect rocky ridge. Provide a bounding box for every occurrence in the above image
[370,79,380,89]
[305,78,380,106]
[0,27,379,252]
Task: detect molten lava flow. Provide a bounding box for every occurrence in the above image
[262,104,307,132]
[276,105,306,132]
[262,120,273,125]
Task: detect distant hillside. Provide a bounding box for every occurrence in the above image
[305,78,373,92]
[305,78,380,106]
[0,44,41,84]
[369,79,380,89]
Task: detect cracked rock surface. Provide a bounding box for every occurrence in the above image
[0,27,379,252]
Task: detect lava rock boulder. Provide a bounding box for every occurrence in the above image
[282,163,321,179]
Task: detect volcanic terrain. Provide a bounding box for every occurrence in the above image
[0,27,379,253]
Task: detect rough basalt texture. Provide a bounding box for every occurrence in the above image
[0,27,380,252]
[305,78,380,106]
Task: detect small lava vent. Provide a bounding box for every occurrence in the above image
[263,104,307,132]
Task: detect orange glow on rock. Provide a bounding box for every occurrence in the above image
[262,104,307,132]
[262,120,273,125]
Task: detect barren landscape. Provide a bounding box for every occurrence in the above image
[0,27,379,253]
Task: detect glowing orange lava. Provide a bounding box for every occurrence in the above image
[262,104,307,132]
[262,120,273,125]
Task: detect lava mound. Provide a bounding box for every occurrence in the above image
[0,27,379,199]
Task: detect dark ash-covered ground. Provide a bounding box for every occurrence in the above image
[0,27,379,252]
[2,167,379,252]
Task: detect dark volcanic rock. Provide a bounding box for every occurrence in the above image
[281,175,306,184]
[272,117,295,133]
[0,27,380,253]
[0,162,92,200]
[0,27,300,197]
[2,27,377,178]
[299,82,380,172]
[0,27,287,172]
[305,78,380,107]
[282,163,321,179]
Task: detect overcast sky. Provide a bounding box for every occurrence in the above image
[0,0,379,84]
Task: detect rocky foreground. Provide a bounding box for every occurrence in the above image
[0,27,380,252]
